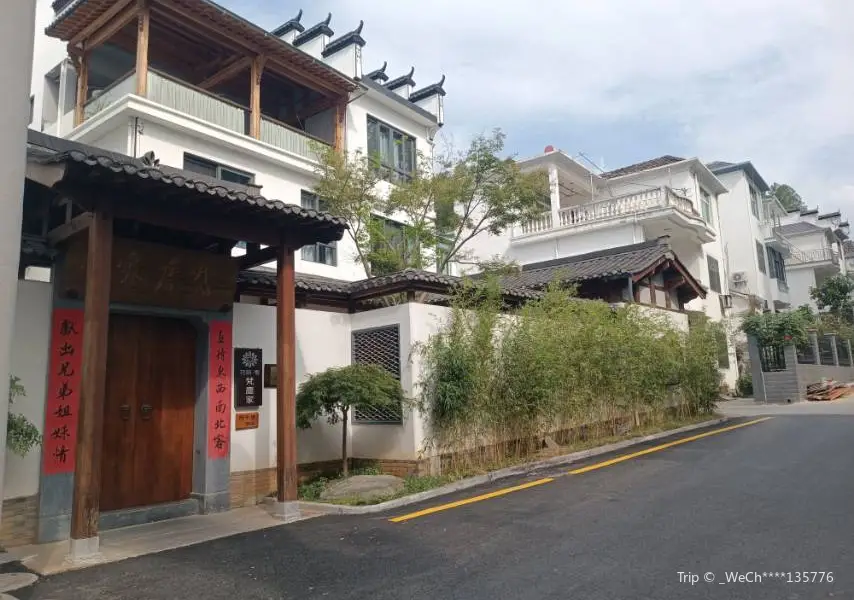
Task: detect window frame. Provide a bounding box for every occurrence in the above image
[299,190,337,267]
[707,255,722,294]
[367,115,417,183]
[755,240,767,275]
[183,153,255,186]
[749,185,761,220]
[700,188,713,225]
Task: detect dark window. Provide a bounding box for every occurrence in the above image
[300,190,337,266]
[766,247,787,283]
[707,255,722,293]
[755,241,767,274]
[370,216,413,276]
[749,186,761,219]
[184,154,254,186]
[367,116,416,182]
[352,325,403,424]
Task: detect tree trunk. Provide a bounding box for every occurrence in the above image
[342,406,349,477]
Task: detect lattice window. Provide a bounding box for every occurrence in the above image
[352,325,403,424]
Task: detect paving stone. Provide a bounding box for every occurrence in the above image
[320,475,404,503]
[0,573,37,593]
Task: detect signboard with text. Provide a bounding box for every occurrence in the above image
[234,348,263,408]
[207,321,232,460]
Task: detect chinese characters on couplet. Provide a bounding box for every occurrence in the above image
[207,322,232,459]
[234,348,263,409]
[43,309,84,475]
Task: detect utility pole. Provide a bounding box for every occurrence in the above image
[0,0,37,523]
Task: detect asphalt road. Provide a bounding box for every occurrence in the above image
[29,416,854,599]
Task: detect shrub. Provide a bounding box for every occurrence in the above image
[7,376,41,456]
[418,283,721,470]
[296,364,404,476]
[736,372,753,397]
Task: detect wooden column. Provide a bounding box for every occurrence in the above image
[276,245,298,502]
[135,0,150,97]
[70,210,113,542]
[249,56,265,139]
[334,98,347,152]
[74,52,89,127]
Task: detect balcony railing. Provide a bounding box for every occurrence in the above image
[516,187,703,237]
[79,69,328,162]
[786,247,838,266]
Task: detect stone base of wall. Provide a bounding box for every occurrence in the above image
[351,458,428,478]
[0,495,38,548]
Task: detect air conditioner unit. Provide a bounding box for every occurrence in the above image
[731,272,747,286]
[719,294,733,310]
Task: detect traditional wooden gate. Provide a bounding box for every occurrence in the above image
[100,314,197,512]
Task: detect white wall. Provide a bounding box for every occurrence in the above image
[788,269,817,309]
[4,281,52,500]
[349,304,420,460]
[230,303,353,473]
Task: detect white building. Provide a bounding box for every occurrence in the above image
[776,208,848,310]
[470,148,738,388]
[33,6,446,282]
[708,161,792,315]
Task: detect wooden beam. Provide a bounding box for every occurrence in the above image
[276,245,298,503]
[149,3,343,96]
[249,55,266,139]
[69,0,135,48]
[334,98,347,152]
[239,245,278,270]
[70,211,113,542]
[135,0,151,97]
[106,199,281,246]
[198,56,251,90]
[74,52,89,127]
[85,1,140,51]
[47,212,93,246]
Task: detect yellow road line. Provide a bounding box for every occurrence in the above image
[568,417,773,475]
[389,417,771,523]
[389,477,555,523]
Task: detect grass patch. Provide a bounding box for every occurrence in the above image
[299,414,718,506]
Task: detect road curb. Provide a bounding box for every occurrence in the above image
[300,416,730,516]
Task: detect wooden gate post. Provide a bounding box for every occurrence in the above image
[70,209,113,557]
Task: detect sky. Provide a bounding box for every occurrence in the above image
[31,0,854,212]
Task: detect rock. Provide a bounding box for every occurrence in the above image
[320,475,404,503]
[0,572,38,593]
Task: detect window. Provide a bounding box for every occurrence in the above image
[749,186,761,220]
[766,247,787,283]
[370,216,412,275]
[184,154,254,185]
[436,237,453,275]
[300,190,337,266]
[700,188,713,225]
[707,255,722,293]
[367,116,416,182]
[755,241,767,274]
[352,325,403,424]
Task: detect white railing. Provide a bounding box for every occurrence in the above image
[786,247,837,265]
[516,187,701,236]
[260,117,327,161]
[84,71,137,120]
[148,70,246,134]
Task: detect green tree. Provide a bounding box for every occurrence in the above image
[810,274,854,321]
[312,130,548,277]
[770,183,806,212]
[296,364,404,476]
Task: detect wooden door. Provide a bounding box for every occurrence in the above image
[101,314,197,512]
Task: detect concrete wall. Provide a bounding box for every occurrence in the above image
[3,280,53,500]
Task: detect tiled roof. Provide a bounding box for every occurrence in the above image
[323,21,366,57]
[777,222,824,236]
[706,161,735,171]
[361,77,438,123]
[238,268,542,301]
[293,13,333,47]
[818,211,841,220]
[27,130,349,234]
[385,67,416,91]
[601,155,685,179]
[271,9,305,37]
[365,62,389,82]
[409,76,447,103]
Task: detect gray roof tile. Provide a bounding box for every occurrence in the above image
[601,155,685,179]
[777,222,824,236]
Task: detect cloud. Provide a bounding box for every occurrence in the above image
[31,0,854,213]
[237,0,853,210]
